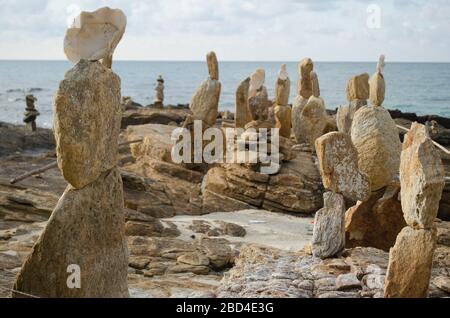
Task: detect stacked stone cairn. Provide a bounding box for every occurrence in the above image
[336,73,370,134]
[23,94,40,132]
[153,75,165,108]
[345,56,406,251]
[384,123,445,298]
[273,64,292,139]
[13,7,129,298]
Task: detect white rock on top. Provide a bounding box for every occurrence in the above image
[249,68,266,98]
[377,55,386,73]
[278,64,289,81]
[64,7,127,65]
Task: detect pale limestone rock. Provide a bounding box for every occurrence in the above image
[298,58,314,99]
[384,226,437,298]
[64,7,127,67]
[274,105,292,138]
[274,64,290,106]
[207,51,219,80]
[292,96,308,143]
[336,100,367,134]
[369,56,386,106]
[312,192,346,259]
[315,132,371,202]
[53,60,122,189]
[310,71,320,98]
[189,54,222,127]
[249,68,265,98]
[14,168,129,298]
[346,73,369,102]
[299,96,328,146]
[400,123,445,229]
[350,106,401,191]
[235,77,251,128]
[247,69,270,124]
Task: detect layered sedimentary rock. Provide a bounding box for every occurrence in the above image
[235,77,251,128]
[64,7,127,68]
[351,106,401,191]
[189,52,222,127]
[53,60,122,189]
[14,168,128,297]
[315,132,370,202]
[369,55,386,106]
[292,58,314,143]
[312,192,346,259]
[400,123,445,229]
[345,182,406,251]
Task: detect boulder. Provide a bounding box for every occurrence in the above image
[315,132,371,202]
[351,106,401,191]
[346,73,369,102]
[312,192,346,259]
[53,60,122,189]
[299,96,328,146]
[384,226,437,298]
[235,77,252,128]
[345,182,406,251]
[189,78,221,127]
[400,123,445,229]
[14,168,129,298]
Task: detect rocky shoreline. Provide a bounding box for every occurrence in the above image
[1,104,449,298]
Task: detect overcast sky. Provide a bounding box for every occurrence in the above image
[0,0,449,61]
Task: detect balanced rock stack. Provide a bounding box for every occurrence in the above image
[153,75,165,108]
[337,73,369,134]
[273,64,292,138]
[384,123,445,298]
[298,71,332,147]
[235,77,252,129]
[245,68,272,131]
[292,58,313,143]
[312,132,370,259]
[13,8,129,298]
[369,55,386,106]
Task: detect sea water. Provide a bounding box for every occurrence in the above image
[0,60,449,128]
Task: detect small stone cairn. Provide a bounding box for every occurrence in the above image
[23,94,40,132]
[153,75,165,108]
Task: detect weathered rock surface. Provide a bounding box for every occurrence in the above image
[369,72,385,106]
[299,96,328,146]
[14,168,129,298]
[345,182,406,251]
[206,52,219,80]
[121,106,190,129]
[235,77,251,129]
[292,97,308,143]
[64,7,127,66]
[189,78,221,127]
[274,105,292,138]
[315,132,371,201]
[274,64,290,106]
[384,226,437,298]
[346,73,369,102]
[312,192,346,259]
[53,60,122,189]
[298,58,314,99]
[400,123,445,229]
[336,100,366,134]
[351,106,402,191]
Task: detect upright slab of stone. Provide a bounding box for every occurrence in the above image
[351,106,401,191]
[235,77,251,128]
[315,132,370,202]
[369,55,386,106]
[274,64,292,138]
[312,192,346,259]
[14,168,128,297]
[246,69,272,130]
[14,59,128,298]
[400,123,445,228]
[292,58,314,143]
[53,60,122,189]
[189,52,222,127]
[384,122,444,298]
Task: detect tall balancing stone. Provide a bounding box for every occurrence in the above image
[189,51,222,127]
[14,60,129,298]
[292,58,314,143]
[350,106,401,191]
[369,55,386,106]
[273,64,292,138]
[312,192,346,259]
[235,77,251,129]
[384,123,444,298]
[245,68,272,130]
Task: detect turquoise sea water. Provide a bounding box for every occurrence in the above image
[0,60,449,128]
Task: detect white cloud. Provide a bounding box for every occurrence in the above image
[0,0,449,61]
